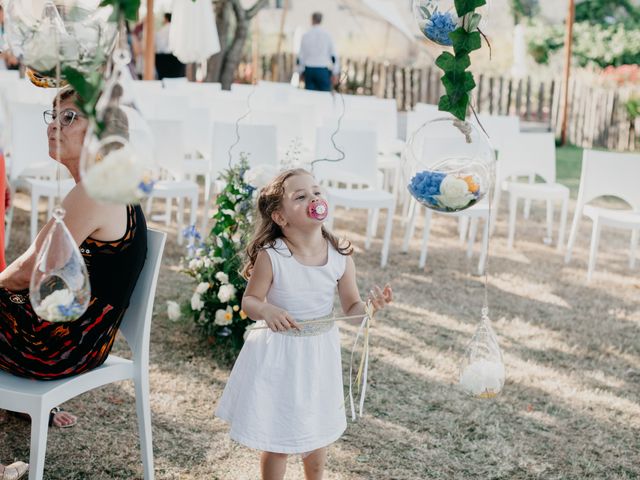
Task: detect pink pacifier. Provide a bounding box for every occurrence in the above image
[308,199,328,221]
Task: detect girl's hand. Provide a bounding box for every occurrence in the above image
[367,284,393,312]
[261,304,300,332]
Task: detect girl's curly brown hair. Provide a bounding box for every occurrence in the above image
[242,168,352,279]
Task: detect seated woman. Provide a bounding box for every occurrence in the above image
[0,86,147,430]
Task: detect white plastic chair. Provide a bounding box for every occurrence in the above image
[564,149,640,281]
[146,119,199,244]
[0,229,166,480]
[202,121,278,233]
[499,133,569,250]
[315,127,395,267]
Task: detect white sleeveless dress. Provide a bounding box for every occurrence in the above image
[215,238,348,453]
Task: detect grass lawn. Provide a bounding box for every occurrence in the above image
[555,145,583,197]
[1,187,639,479]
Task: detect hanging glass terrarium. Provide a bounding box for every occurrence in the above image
[3,0,116,87]
[30,207,91,322]
[80,19,156,204]
[403,117,495,213]
[459,308,505,397]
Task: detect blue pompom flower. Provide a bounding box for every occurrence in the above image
[408,170,446,208]
[424,11,457,46]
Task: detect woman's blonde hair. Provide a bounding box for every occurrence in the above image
[242,168,352,278]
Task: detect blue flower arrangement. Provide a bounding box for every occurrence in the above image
[424,11,457,46]
[408,170,446,208]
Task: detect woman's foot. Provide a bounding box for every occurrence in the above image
[49,407,77,428]
[0,461,29,480]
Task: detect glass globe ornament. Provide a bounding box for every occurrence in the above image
[458,308,505,398]
[403,117,495,213]
[3,0,116,87]
[412,0,460,46]
[29,207,91,322]
[412,0,490,46]
[80,38,156,205]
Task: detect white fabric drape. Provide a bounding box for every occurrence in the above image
[169,0,220,64]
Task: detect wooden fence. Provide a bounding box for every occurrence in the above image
[239,53,638,152]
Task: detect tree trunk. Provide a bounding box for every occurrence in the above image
[220,17,248,89]
[205,0,268,87]
[206,0,232,83]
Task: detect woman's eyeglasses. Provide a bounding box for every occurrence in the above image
[43,109,85,127]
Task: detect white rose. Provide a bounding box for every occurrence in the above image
[217,284,237,303]
[212,257,224,264]
[214,307,234,326]
[190,292,204,311]
[196,282,210,294]
[166,301,181,321]
[215,272,229,284]
[221,209,235,217]
[34,288,80,322]
[243,165,279,189]
[203,258,212,269]
[435,175,475,210]
[83,146,146,204]
[459,359,505,397]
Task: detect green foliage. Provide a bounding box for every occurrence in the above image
[575,0,640,27]
[626,97,640,121]
[62,66,106,133]
[436,1,486,121]
[99,0,141,22]
[527,21,640,68]
[181,157,256,351]
[510,0,539,24]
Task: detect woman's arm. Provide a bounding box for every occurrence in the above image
[337,256,393,324]
[241,250,300,332]
[0,184,103,291]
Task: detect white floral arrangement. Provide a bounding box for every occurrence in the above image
[459,359,505,398]
[408,170,482,212]
[83,144,154,204]
[34,288,86,323]
[171,157,255,349]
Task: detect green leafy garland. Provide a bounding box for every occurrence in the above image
[436,0,487,120]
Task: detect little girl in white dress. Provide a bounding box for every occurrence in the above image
[215,168,392,480]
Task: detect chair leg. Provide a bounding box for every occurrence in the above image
[365,209,374,250]
[565,207,582,264]
[371,208,380,240]
[402,198,417,253]
[380,204,394,268]
[145,196,153,216]
[419,209,432,269]
[164,198,172,227]
[490,187,502,236]
[177,197,185,229]
[28,407,50,480]
[458,216,470,245]
[544,199,553,245]
[467,217,478,258]
[478,214,490,275]
[523,173,534,219]
[587,218,602,282]
[507,194,517,249]
[134,374,155,480]
[30,191,40,244]
[557,196,569,252]
[629,228,639,269]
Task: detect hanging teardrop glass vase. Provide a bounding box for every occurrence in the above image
[459,308,505,398]
[3,0,116,88]
[80,18,156,204]
[30,207,90,323]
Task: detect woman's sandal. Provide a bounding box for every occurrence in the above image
[48,407,77,428]
[0,461,29,480]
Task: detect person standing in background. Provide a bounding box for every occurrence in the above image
[154,13,185,79]
[297,12,340,92]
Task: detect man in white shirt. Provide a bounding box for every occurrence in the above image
[297,12,339,91]
[155,13,185,79]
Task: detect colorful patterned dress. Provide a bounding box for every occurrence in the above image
[0,204,147,380]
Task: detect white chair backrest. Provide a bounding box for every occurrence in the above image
[473,114,520,151]
[7,101,54,181]
[162,77,188,88]
[257,80,293,104]
[0,70,20,81]
[577,149,640,210]
[249,108,306,156]
[186,106,213,157]
[119,229,166,361]
[145,92,189,120]
[405,110,453,142]
[314,126,378,187]
[499,132,556,183]
[414,103,439,114]
[148,118,186,178]
[209,93,251,124]
[210,121,278,176]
